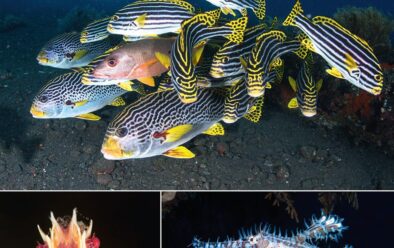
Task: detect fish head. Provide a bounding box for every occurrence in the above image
[101,120,155,159]
[357,66,384,96]
[31,91,62,119]
[36,209,100,248]
[37,49,62,66]
[92,50,134,79]
[107,13,139,35]
[246,72,265,97]
[210,50,231,78]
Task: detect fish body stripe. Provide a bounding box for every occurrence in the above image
[291,11,382,93]
[211,24,266,78]
[81,17,111,43]
[295,62,318,112]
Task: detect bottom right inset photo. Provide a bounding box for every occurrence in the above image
[162,192,393,247]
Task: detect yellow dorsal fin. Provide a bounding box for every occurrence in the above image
[317,79,323,91]
[283,0,304,26]
[75,113,100,121]
[244,96,264,123]
[109,97,125,107]
[118,82,133,91]
[74,100,88,107]
[326,67,344,79]
[73,50,88,60]
[203,123,224,136]
[163,124,193,143]
[225,17,248,44]
[288,76,297,92]
[288,97,298,109]
[155,52,171,69]
[135,13,147,27]
[138,77,155,87]
[312,16,374,53]
[163,146,195,159]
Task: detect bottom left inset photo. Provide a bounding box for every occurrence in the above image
[0,192,160,247]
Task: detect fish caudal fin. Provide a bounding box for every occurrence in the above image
[244,96,264,123]
[203,123,225,136]
[283,0,304,26]
[225,17,248,44]
[109,97,126,107]
[253,0,266,20]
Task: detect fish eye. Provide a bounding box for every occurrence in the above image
[39,95,48,103]
[111,15,119,21]
[116,127,128,137]
[107,58,118,67]
[221,57,229,63]
[374,74,383,82]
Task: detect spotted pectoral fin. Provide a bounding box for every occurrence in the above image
[74,100,89,107]
[73,50,88,60]
[162,124,193,143]
[155,52,171,69]
[203,123,224,136]
[288,76,297,92]
[221,7,236,16]
[288,97,298,109]
[326,67,344,79]
[134,13,147,27]
[244,96,264,123]
[317,79,323,91]
[138,77,155,87]
[109,97,125,107]
[75,113,100,121]
[163,146,195,159]
[118,81,133,91]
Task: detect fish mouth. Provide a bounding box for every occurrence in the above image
[179,94,197,104]
[101,136,133,160]
[37,55,49,64]
[301,109,317,117]
[247,88,265,98]
[107,24,115,32]
[210,69,225,78]
[222,115,237,124]
[371,86,382,95]
[30,105,46,118]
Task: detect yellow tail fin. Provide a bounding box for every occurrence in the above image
[283,0,304,26]
[225,17,248,44]
[253,0,266,20]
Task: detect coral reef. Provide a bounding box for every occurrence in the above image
[0,14,25,32]
[334,7,394,62]
[56,6,106,33]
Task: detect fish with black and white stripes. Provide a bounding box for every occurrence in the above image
[283,0,384,95]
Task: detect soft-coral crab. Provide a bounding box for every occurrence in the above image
[36,208,100,248]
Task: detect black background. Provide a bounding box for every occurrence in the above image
[163,192,394,247]
[0,192,159,248]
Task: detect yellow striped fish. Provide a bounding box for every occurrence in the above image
[205,0,266,20]
[101,78,261,160]
[30,72,131,121]
[283,0,383,95]
[107,0,195,39]
[241,30,305,98]
[155,10,248,104]
[80,17,111,43]
[288,54,323,117]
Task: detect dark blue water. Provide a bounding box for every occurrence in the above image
[1,0,393,17]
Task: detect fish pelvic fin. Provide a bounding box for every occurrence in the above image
[224,17,248,44]
[75,113,101,121]
[283,0,304,26]
[253,0,266,20]
[163,146,195,159]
